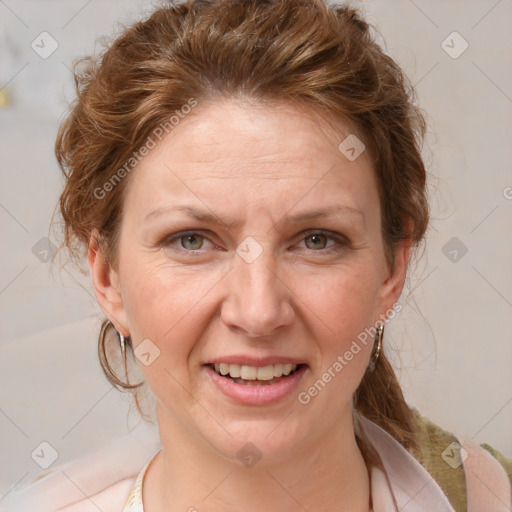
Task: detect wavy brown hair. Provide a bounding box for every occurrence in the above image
[53,0,428,486]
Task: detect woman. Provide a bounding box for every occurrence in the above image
[4,0,511,511]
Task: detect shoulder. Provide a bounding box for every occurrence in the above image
[1,470,138,512]
[409,408,512,511]
[53,477,136,512]
[29,477,136,512]
[1,432,161,512]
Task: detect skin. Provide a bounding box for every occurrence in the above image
[89,98,410,512]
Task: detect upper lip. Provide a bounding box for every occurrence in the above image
[205,355,308,367]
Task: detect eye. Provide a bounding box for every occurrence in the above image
[180,233,205,250]
[161,229,348,256]
[304,233,330,250]
[165,231,213,253]
[297,230,347,253]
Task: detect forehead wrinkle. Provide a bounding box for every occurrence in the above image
[160,158,337,182]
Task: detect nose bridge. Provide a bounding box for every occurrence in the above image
[224,239,292,337]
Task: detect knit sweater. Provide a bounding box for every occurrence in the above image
[407,408,512,511]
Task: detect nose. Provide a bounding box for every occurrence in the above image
[220,246,295,338]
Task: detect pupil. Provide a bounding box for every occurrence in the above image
[183,234,202,250]
[307,234,325,249]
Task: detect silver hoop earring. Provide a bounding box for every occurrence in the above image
[368,324,384,372]
[115,327,132,385]
[119,331,127,361]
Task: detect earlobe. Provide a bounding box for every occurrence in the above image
[88,229,129,337]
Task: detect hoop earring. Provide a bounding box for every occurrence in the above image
[110,322,131,383]
[116,329,131,379]
[119,330,127,362]
[368,324,384,372]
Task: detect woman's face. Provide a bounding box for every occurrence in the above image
[90,98,408,464]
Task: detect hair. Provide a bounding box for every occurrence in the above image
[54,0,429,486]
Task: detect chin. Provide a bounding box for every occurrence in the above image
[205,419,307,467]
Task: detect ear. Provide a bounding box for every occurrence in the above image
[88,229,130,337]
[375,227,412,323]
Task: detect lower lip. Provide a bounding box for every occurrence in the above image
[204,364,308,406]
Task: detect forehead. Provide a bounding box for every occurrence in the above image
[152,98,366,169]
[123,98,378,220]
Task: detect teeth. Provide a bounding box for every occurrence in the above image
[257,365,274,380]
[212,363,299,380]
[282,363,293,375]
[240,365,257,380]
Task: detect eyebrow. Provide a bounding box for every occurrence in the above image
[144,204,364,229]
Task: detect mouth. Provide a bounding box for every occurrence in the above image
[203,361,308,405]
[204,361,307,386]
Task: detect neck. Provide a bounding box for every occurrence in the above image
[144,403,371,512]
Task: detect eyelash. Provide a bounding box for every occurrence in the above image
[161,229,349,256]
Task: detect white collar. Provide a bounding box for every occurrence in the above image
[358,415,455,511]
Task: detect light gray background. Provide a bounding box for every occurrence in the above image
[1,0,511,498]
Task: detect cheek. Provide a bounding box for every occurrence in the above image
[294,260,380,332]
[294,262,380,385]
[121,256,221,354]
[292,265,380,412]
[119,259,222,406]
